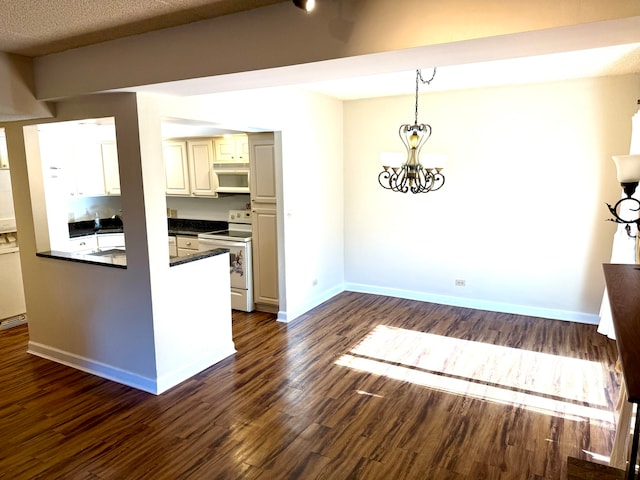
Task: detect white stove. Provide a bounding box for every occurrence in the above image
[198,210,254,312]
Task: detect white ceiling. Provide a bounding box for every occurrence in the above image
[300,43,640,100]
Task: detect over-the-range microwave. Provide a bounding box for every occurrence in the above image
[212,162,250,194]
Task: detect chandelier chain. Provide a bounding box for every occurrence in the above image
[414,67,437,124]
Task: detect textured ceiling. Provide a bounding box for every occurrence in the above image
[0,0,286,57]
[0,0,638,101]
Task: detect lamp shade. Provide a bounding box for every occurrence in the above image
[612,154,640,183]
[422,153,448,169]
[380,151,404,168]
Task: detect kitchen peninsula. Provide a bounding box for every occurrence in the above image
[36,217,230,269]
[4,93,247,397]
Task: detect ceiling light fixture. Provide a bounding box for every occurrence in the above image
[607,154,640,237]
[378,68,446,194]
[293,0,316,12]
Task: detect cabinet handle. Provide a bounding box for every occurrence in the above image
[186,241,191,246]
[49,166,61,170]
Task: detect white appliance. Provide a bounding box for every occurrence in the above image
[198,210,254,312]
[168,235,177,257]
[212,163,250,194]
[0,169,17,233]
[0,169,27,327]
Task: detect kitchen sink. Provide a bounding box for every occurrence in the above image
[89,248,126,257]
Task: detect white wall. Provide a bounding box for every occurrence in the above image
[146,88,345,321]
[344,74,640,322]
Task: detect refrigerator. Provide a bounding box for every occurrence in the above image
[0,168,27,327]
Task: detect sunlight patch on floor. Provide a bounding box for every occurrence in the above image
[336,325,615,424]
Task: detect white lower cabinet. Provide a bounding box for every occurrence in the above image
[96,233,125,250]
[251,205,278,309]
[66,233,125,253]
[168,236,177,257]
[67,235,98,252]
[177,235,199,257]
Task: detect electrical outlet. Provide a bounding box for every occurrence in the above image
[455,279,466,286]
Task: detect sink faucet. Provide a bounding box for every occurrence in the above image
[111,210,123,224]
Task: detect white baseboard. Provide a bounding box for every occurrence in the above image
[28,341,236,395]
[344,283,600,324]
[155,344,236,394]
[277,285,343,323]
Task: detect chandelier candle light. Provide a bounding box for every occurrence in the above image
[607,154,640,236]
[378,68,446,194]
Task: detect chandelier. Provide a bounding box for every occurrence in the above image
[378,68,446,194]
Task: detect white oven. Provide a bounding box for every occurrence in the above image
[198,210,253,312]
[212,163,250,194]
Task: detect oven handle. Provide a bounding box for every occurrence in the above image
[198,238,249,250]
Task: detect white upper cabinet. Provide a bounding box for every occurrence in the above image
[101,142,121,195]
[163,139,217,197]
[163,141,190,195]
[42,121,120,198]
[187,140,217,196]
[214,135,249,163]
[72,141,108,197]
[249,134,276,204]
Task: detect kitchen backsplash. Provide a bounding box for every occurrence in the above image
[165,194,249,221]
[68,194,250,223]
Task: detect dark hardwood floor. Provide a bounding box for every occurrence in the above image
[0,292,621,479]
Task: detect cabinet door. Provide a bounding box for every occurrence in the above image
[0,132,8,169]
[97,233,125,249]
[252,205,278,307]
[163,141,190,195]
[235,137,250,163]
[67,235,98,252]
[214,135,249,163]
[249,133,276,203]
[101,142,121,195]
[74,142,106,197]
[214,137,236,163]
[187,140,216,197]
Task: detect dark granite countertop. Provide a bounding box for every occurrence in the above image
[68,218,227,238]
[37,248,228,269]
[168,218,227,236]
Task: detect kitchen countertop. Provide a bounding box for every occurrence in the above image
[68,218,227,238]
[37,247,229,269]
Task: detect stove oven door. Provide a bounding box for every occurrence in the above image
[199,238,252,290]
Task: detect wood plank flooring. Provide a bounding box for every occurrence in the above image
[0,292,621,479]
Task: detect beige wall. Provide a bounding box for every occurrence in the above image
[5,94,159,385]
[0,53,52,120]
[343,74,640,321]
[32,2,640,100]
[4,93,236,393]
